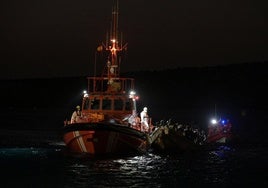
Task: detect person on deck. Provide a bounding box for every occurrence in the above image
[140,107,149,132]
[71,105,82,123]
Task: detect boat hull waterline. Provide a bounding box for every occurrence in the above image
[63,123,150,155]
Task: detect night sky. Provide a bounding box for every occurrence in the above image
[1,0,267,79]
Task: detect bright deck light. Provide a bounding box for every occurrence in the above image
[211,119,217,124]
[129,91,138,100]
[83,90,88,97]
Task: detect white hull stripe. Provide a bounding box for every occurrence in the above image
[74,131,87,152]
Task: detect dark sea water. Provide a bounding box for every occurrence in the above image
[0,127,267,188]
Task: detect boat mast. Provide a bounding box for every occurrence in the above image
[90,0,130,94]
[103,0,126,83]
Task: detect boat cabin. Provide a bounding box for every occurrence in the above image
[80,77,137,123]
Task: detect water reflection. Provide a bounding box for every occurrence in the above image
[62,145,241,187]
[1,144,266,187]
[64,153,169,187]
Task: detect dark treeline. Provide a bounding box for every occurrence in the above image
[130,62,267,110]
[0,62,267,132]
[127,62,268,134]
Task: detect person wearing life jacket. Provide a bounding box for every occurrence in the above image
[71,105,82,123]
[140,107,149,132]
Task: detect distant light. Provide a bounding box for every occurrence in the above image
[211,119,217,124]
[221,120,225,124]
[111,39,116,43]
[83,90,87,94]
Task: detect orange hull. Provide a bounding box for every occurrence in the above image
[63,1,155,156]
[207,132,232,143]
[207,122,232,143]
[63,123,149,155]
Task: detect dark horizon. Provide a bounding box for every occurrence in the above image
[0,60,266,80]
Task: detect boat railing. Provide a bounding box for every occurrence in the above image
[87,77,134,94]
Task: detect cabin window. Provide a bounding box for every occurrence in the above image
[102,98,112,110]
[83,98,90,110]
[91,98,100,110]
[114,98,123,110]
[125,100,132,111]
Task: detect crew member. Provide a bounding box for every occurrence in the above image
[71,105,82,123]
[140,107,149,131]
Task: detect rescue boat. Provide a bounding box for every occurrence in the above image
[63,1,160,155]
[207,118,232,143]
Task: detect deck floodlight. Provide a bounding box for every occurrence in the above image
[83,90,88,97]
[211,118,217,125]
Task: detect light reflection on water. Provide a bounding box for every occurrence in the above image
[64,153,169,188]
[0,143,267,187]
[62,146,237,188]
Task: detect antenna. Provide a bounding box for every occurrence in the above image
[214,104,217,118]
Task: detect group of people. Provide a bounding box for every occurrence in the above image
[70,105,207,144]
[175,124,207,145]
